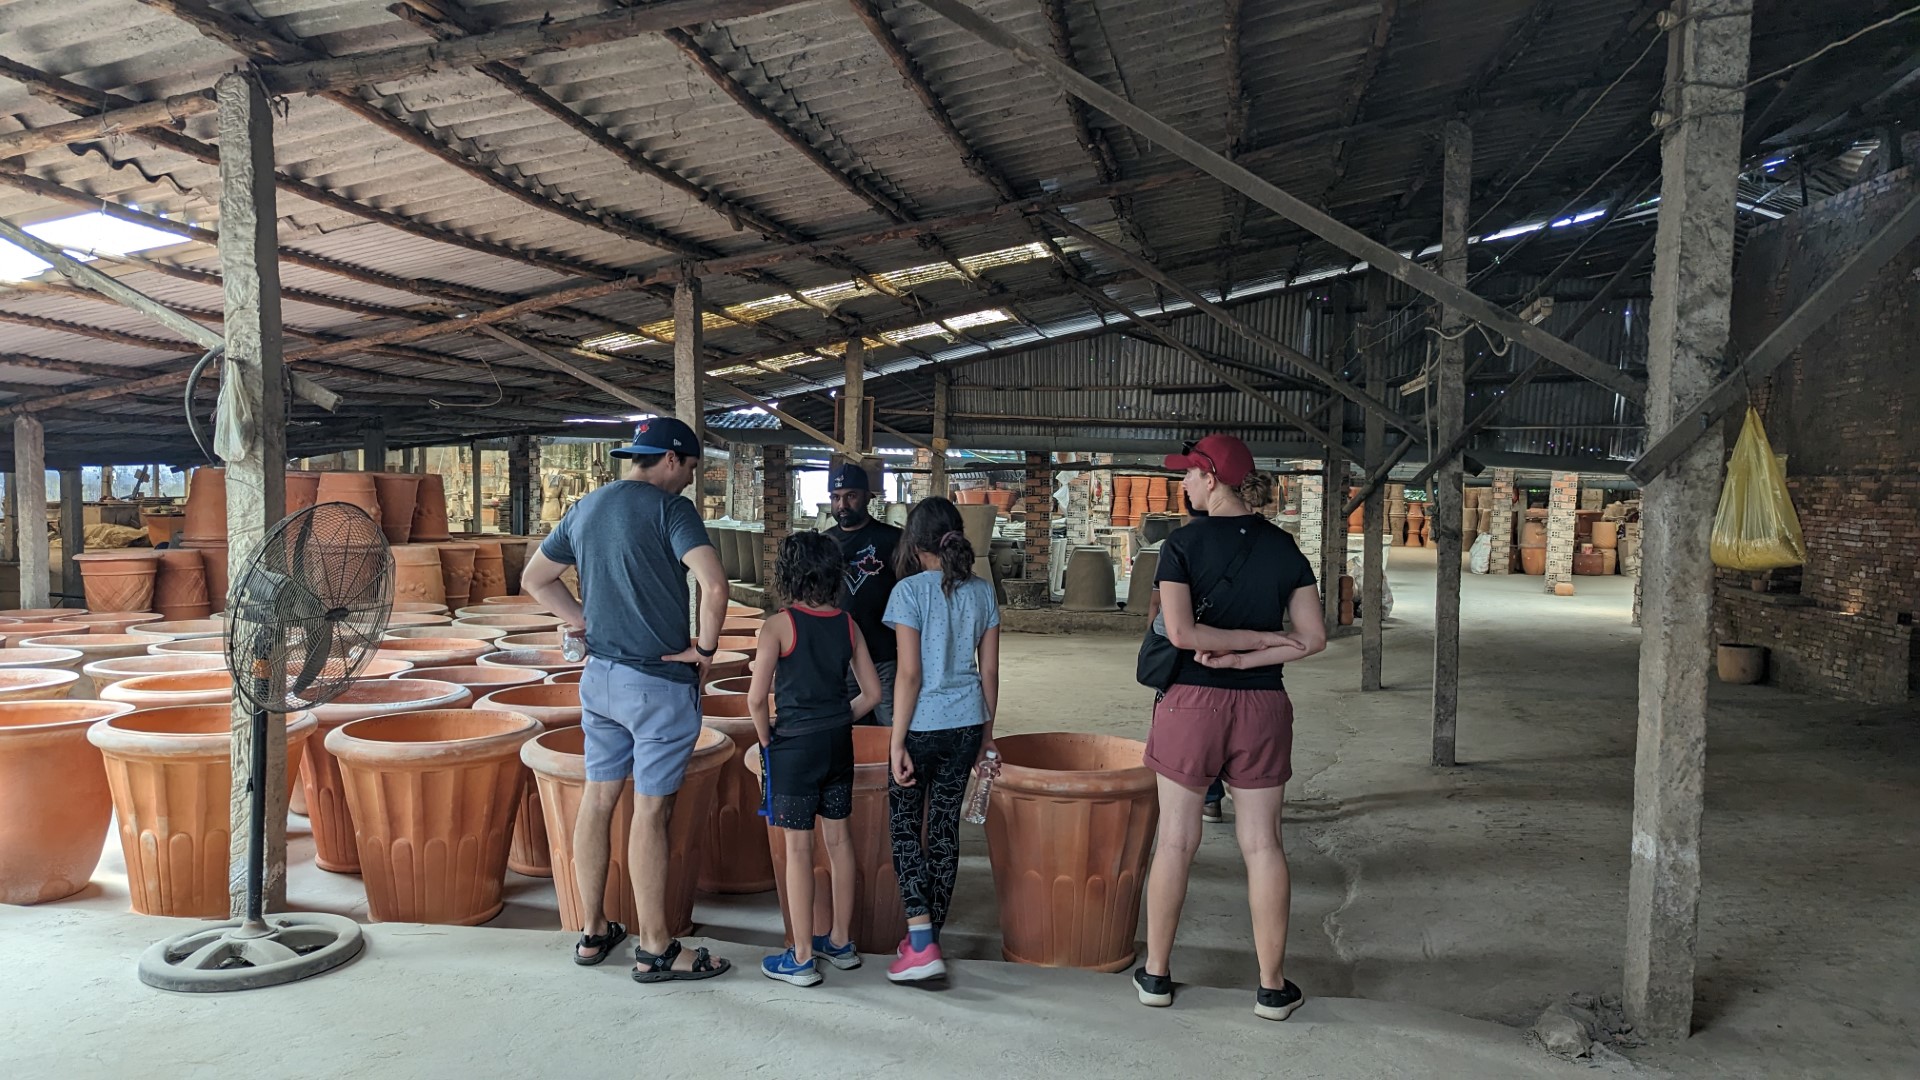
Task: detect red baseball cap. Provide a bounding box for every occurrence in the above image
[1164,434,1255,486]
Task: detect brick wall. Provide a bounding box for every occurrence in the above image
[1023,451,1053,584]
[760,445,790,589]
[1297,473,1325,569]
[1488,468,1515,575]
[1544,471,1578,592]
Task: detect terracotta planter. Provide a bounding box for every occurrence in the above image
[410,473,453,543]
[522,724,729,935]
[1591,521,1621,549]
[393,601,450,616]
[0,699,135,904]
[728,604,762,619]
[1716,643,1767,685]
[100,669,235,708]
[467,539,506,602]
[1519,546,1548,576]
[371,473,422,545]
[0,668,81,701]
[90,705,315,917]
[721,617,764,636]
[374,636,495,668]
[477,648,583,676]
[399,664,543,696]
[704,675,752,696]
[456,603,548,619]
[746,727,904,951]
[183,540,230,613]
[1519,520,1549,548]
[21,635,153,699]
[152,549,212,621]
[386,612,453,628]
[384,624,507,645]
[181,466,225,544]
[475,683,583,877]
[1572,550,1606,576]
[57,611,165,636]
[3,621,97,640]
[391,545,448,607]
[436,543,480,611]
[341,657,415,681]
[142,511,184,549]
[127,617,224,642]
[545,670,582,685]
[327,708,541,924]
[708,651,750,682]
[71,552,162,614]
[0,647,84,673]
[303,679,474,873]
[285,471,322,515]
[697,693,776,895]
[498,632,562,649]
[81,653,225,697]
[147,637,228,656]
[495,538,533,595]
[453,613,564,635]
[0,608,78,620]
[315,471,382,528]
[715,635,757,654]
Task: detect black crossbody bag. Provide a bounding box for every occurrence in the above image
[1135,530,1256,691]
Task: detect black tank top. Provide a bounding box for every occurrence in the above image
[771,607,856,736]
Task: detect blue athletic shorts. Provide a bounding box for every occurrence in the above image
[578,656,702,796]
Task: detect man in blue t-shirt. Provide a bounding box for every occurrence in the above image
[522,417,733,984]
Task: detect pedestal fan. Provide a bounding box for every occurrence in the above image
[137,502,393,992]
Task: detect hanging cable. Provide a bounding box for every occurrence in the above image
[183,345,223,465]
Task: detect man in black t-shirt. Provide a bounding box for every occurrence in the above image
[824,463,902,724]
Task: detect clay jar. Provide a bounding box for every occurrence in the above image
[326,708,541,924]
[21,635,154,699]
[1716,643,1767,684]
[152,549,212,621]
[57,611,165,636]
[697,693,775,894]
[314,472,382,529]
[0,668,81,701]
[1520,547,1548,575]
[436,543,480,611]
[100,669,235,709]
[747,726,905,952]
[303,678,473,873]
[390,545,449,608]
[466,539,506,604]
[371,473,422,545]
[985,732,1159,971]
[410,473,453,543]
[477,648,583,676]
[285,471,322,515]
[89,705,316,917]
[375,636,495,668]
[474,682,583,877]
[523,724,728,936]
[0,699,135,904]
[70,552,163,614]
[181,466,226,544]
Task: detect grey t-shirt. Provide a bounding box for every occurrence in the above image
[538,480,712,685]
[882,571,999,731]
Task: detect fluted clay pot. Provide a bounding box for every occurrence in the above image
[152,549,212,621]
[148,637,228,656]
[0,699,135,904]
[285,471,322,516]
[704,675,752,696]
[371,473,423,545]
[477,648,583,676]
[81,653,224,697]
[90,705,315,917]
[386,612,453,628]
[390,544,448,608]
[303,679,474,873]
[128,617,224,642]
[143,511,184,549]
[747,727,904,951]
[498,632,561,649]
[315,471,382,529]
[398,664,542,697]
[374,636,494,668]
[475,682,583,877]
[100,670,235,709]
[71,552,162,614]
[986,733,1159,971]
[454,613,565,635]
[327,708,541,924]
[21,635,153,699]
[697,693,775,894]
[384,624,507,645]
[436,543,480,611]
[0,647,84,673]
[0,668,81,701]
[393,601,450,616]
[184,540,230,613]
[467,539,505,603]
[524,724,728,936]
[410,473,453,543]
[181,466,225,544]
[57,611,165,636]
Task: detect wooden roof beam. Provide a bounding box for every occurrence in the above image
[1213,0,1250,297]
[1318,0,1401,207]
[1038,0,1160,267]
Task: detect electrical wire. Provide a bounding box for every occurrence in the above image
[183,345,222,465]
[1743,2,1920,89]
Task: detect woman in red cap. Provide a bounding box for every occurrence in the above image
[1134,433,1324,1022]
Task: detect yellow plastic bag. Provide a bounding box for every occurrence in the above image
[1710,408,1806,571]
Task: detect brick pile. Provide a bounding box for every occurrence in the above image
[1488,468,1516,575]
[1023,451,1054,584]
[1544,471,1578,592]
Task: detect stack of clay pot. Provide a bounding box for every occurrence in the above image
[152,549,213,620]
[475,682,584,877]
[302,678,473,873]
[1144,477,1169,517]
[1338,574,1356,625]
[180,467,231,612]
[0,699,136,904]
[1110,479,1133,527]
[71,550,162,614]
[1347,488,1366,534]
[1519,509,1549,575]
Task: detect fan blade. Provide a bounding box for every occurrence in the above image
[292,620,337,699]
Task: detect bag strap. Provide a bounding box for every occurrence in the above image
[1195,525,1259,617]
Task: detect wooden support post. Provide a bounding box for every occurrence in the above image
[57,467,82,606]
[13,418,48,608]
[216,71,290,916]
[1320,418,1345,634]
[1625,0,1751,1042]
[931,370,952,497]
[361,421,386,472]
[470,441,484,531]
[674,276,704,440]
[508,436,534,536]
[843,335,867,462]
[1360,272,1388,691]
[1431,119,1470,767]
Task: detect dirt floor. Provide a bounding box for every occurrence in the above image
[44,548,1919,1077]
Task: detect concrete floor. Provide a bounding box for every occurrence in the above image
[20,548,1919,1077]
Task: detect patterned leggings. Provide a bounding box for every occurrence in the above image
[888,725,984,925]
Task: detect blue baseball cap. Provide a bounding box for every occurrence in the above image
[828,462,874,493]
[609,416,701,459]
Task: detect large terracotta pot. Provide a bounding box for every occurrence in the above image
[697,693,776,895]
[0,668,80,701]
[457,603,548,619]
[303,679,473,873]
[704,675,752,696]
[397,664,542,696]
[1519,520,1549,548]
[127,617,224,642]
[81,653,224,697]
[715,635,757,654]
[327,708,541,924]
[708,651,750,682]
[410,473,453,543]
[374,636,495,668]
[477,648,583,676]
[71,552,162,614]
[393,601,450,616]
[386,612,453,628]
[475,683,583,877]
[1519,546,1548,576]
[454,614,563,634]
[1716,643,1767,684]
[545,670,583,685]
[0,608,79,620]
[89,705,315,917]
[498,632,561,649]
[183,540,230,613]
[371,473,423,545]
[0,647,84,672]
[340,657,415,681]
[152,549,212,621]
[100,670,235,708]
[143,511,184,549]
[0,699,135,904]
[391,545,448,607]
[436,543,480,611]
[985,733,1159,972]
[57,611,165,636]
[285,471,322,515]
[467,539,506,602]
[384,624,507,645]
[721,617,764,637]
[148,637,228,656]
[727,604,763,619]
[315,472,381,529]
[523,724,729,936]
[1,621,88,640]
[21,635,153,699]
[746,726,904,952]
[181,466,225,544]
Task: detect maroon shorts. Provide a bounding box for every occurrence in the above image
[1144,683,1294,790]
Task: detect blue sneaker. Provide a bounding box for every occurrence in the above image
[761,947,823,987]
[812,934,862,970]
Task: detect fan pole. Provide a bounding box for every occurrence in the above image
[243,705,269,930]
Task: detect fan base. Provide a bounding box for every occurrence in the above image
[137,912,364,993]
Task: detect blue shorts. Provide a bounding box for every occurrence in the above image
[578,657,701,796]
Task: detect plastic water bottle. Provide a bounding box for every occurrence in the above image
[561,627,587,664]
[963,749,1001,825]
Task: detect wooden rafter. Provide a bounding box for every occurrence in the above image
[1038,0,1160,265]
[1318,0,1401,207]
[1213,0,1250,296]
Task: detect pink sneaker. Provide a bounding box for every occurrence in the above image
[887,937,947,982]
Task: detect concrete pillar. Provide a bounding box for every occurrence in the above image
[12,420,46,608]
[1488,468,1516,575]
[760,444,791,587]
[470,441,484,531]
[930,370,951,498]
[1023,451,1054,585]
[673,276,704,441]
[58,467,82,607]
[1625,0,1751,1042]
[1544,471,1579,591]
[508,436,534,536]
[216,71,290,916]
[1360,272,1388,690]
[1431,119,1471,767]
[1319,456,1344,634]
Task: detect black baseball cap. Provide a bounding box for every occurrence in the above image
[828,462,874,493]
[609,416,701,459]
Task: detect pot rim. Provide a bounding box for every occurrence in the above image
[59,611,165,624]
[20,634,151,650]
[991,732,1157,797]
[325,707,541,766]
[0,668,82,694]
[523,723,726,780]
[476,648,583,670]
[82,655,227,682]
[0,698,134,735]
[474,683,582,711]
[382,626,508,642]
[88,707,315,757]
[0,647,85,667]
[70,550,163,563]
[149,639,227,655]
[127,619,225,639]
[393,664,541,686]
[313,679,471,727]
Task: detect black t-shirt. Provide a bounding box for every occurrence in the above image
[1155,514,1318,691]
[827,520,902,663]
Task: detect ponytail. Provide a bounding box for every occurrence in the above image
[898,496,976,595]
[935,529,975,596]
